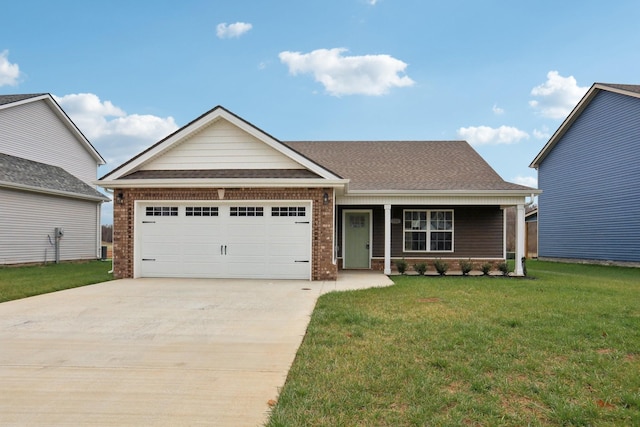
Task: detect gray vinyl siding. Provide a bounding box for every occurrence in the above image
[337,205,503,259]
[538,90,640,262]
[0,100,98,185]
[0,188,100,264]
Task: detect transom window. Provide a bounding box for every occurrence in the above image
[230,206,264,217]
[146,206,178,217]
[186,206,218,217]
[403,210,453,252]
[271,207,306,217]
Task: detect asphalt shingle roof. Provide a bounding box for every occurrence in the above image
[0,93,47,106]
[284,140,532,191]
[598,83,640,94]
[0,152,108,201]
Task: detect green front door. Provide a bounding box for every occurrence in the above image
[344,211,370,269]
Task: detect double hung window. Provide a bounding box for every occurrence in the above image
[403,210,453,252]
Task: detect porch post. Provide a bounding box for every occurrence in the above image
[515,203,525,276]
[384,204,391,275]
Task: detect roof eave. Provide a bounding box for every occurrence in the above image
[530,83,640,168]
[96,178,350,189]
[346,189,542,197]
[1,181,110,202]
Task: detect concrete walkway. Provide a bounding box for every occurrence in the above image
[0,271,393,426]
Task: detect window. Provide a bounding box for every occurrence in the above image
[185,206,218,217]
[403,210,453,252]
[272,206,306,217]
[230,206,264,217]
[146,206,178,217]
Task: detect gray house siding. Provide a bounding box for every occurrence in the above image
[0,99,98,185]
[538,90,640,262]
[0,188,100,264]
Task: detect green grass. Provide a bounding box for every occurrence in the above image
[0,260,114,303]
[267,261,640,426]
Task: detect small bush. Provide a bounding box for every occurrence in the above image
[459,259,473,276]
[395,259,408,274]
[481,263,492,275]
[498,262,510,276]
[434,259,449,276]
[521,257,527,276]
[413,262,427,276]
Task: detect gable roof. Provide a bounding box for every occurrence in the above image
[99,105,342,184]
[284,140,534,193]
[0,152,109,202]
[530,83,640,168]
[0,93,105,165]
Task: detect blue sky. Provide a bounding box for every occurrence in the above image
[2,1,640,223]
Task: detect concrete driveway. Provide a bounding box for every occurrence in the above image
[0,272,392,426]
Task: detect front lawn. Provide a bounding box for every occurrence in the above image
[0,260,114,303]
[267,261,640,426]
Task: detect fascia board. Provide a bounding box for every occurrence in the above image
[0,94,106,165]
[95,178,349,189]
[527,84,634,168]
[100,106,342,182]
[219,111,341,180]
[1,181,110,202]
[346,189,541,197]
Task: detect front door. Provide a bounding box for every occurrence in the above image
[343,211,370,269]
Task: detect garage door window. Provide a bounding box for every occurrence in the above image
[271,207,306,217]
[146,206,178,217]
[230,207,264,217]
[186,206,219,216]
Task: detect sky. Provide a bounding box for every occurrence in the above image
[2,0,640,224]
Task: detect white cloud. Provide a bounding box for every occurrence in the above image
[492,104,504,115]
[511,175,538,188]
[529,71,589,119]
[54,93,178,167]
[533,126,551,140]
[457,125,529,146]
[216,22,252,39]
[279,48,414,96]
[0,50,20,86]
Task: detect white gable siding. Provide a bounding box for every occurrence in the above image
[0,100,98,185]
[0,188,100,264]
[141,119,303,170]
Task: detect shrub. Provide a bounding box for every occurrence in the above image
[413,262,427,276]
[481,263,492,276]
[395,259,408,275]
[459,259,473,276]
[498,262,510,276]
[434,259,449,276]
[521,257,527,276]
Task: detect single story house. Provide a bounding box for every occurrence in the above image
[98,106,539,280]
[530,83,640,264]
[0,94,108,265]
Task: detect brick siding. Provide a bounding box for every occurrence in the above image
[112,187,336,280]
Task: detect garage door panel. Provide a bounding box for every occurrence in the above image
[137,202,312,280]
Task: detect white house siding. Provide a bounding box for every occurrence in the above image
[0,188,99,264]
[141,118,303,170]
[0,100,98,185]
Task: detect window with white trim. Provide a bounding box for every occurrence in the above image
[230,207,264,217]
[271,207,306,217]
[403,210,453,252]
[185,207,218,217]
[146,206,178,217]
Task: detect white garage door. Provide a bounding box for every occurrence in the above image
[136,201,312,280]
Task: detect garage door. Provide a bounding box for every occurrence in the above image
[136,202,312,279]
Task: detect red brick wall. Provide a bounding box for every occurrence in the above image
[112,187,336,280]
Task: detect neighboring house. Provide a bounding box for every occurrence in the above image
[530,83,640,264]
[98,106,538,280]
[0,93,108,265]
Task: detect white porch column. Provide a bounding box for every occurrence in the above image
[384,204,391,275]
[515,203,525,276]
